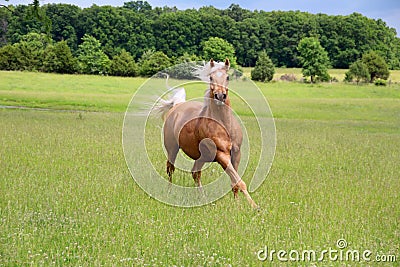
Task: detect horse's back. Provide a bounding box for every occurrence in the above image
[164,101,202,135]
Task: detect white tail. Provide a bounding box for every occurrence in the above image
[154,87,186,119]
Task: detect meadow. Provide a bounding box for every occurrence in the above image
[0,70,399,266]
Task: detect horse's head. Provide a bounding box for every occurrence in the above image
[209,58,230,106]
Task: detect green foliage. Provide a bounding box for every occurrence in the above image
[251,50,275,82]
[123,1,152,13]
[0,7,11,46]
[42,40,76,73]
[0,32,51,71]
[202,37,237,67]
[109,49,138,77]
[77,34,110,75]
[165,53,201,80]
[345,59,370,84]
[361,51,390,82]
[44,4,80,51]
[1,3,400,70]
[12,32,50,71]
[374,78,387,86]
[139,50,171,77]
[297,37,330,83]
[0,45,19,70]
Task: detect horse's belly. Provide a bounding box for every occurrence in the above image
[178,119,201,160]
[165,101,203,160]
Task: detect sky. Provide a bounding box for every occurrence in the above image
[8,0,400,35]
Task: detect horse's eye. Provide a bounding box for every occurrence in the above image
[226,76,230,81]
[209,76,213,82]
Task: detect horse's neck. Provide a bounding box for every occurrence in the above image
[203,98,232,126]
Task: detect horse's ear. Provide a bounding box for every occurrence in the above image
[210,58,215,68]
[225,58,230,70]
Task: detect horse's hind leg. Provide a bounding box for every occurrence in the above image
[166,161,175,183]
[192,160,205,192]
[165,142,179,183]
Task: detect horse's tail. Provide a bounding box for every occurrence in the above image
[154,87,186,120]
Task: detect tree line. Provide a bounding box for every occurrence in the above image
[0,1,399,74]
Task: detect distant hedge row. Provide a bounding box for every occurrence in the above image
[0,32,192,76]
[1,2,399,69]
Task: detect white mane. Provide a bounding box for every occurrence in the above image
[193,61,227,82]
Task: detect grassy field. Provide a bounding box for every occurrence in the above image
[0,71,399,266]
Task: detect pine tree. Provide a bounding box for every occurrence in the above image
[251,51,275,82]
[109,49,138,77]
[361,51,389,82]
[43,40,76,73]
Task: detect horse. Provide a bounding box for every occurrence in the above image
[155,58,258,209]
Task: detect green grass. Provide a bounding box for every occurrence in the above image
[0,71,146,111]
[0,71,399,265]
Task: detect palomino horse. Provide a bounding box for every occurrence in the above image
[156,59,258,208]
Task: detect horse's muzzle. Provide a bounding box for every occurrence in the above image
[214,93,227,105]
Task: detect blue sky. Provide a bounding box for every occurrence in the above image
[8,0,400,35]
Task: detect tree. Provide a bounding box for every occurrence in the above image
[361,51,390,82]
[14,32,50,71]
[139,50,171,77]
[123,1,152,13]
[2,3,400,70]
[202,37,237,67]
[42,40,76,73]
[44,4,80,51]
[0,44,19,70]
[0,32,50,71]
[109,49,138,77]
[77,34,110,75]
[251,50,275,82]
[297,37,330,83]
[344,59,370,84]
[223,4,251,21]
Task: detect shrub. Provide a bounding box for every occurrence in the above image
[345,59,370,84]
[139,51,171,77]
[42,40,77,74]
[374,78,387,86]
[362,51,389,82]
[109,49,138,77]
[251,50,275,82]
[0,45,19,70]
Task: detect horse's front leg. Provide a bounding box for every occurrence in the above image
[230,145,241,198]
[216,151,258,209]
[231,145,241,171]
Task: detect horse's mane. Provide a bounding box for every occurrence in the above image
[193,61,228,107]
[193,61,227,82]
